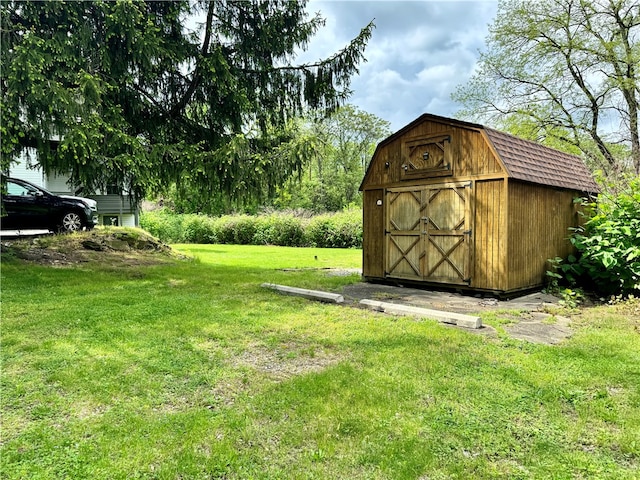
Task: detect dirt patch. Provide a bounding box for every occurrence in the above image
[204,342,347,407]
[0,228,178,267]
[230,342,345,381]
[503,313,573,345]
[281,267,362,277]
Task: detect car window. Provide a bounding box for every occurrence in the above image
[7,180,38,196]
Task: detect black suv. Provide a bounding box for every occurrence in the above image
[1,176,98,232]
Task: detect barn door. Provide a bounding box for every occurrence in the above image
[386,188,426,280]
[423,183,472,285]
[386,183,472,284]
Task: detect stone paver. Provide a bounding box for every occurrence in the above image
[341,282,571,345]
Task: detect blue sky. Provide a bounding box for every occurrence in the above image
[299,1,499,131]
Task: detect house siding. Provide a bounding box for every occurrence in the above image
[9,150,45,187]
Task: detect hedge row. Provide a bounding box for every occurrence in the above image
[140,209,363,248]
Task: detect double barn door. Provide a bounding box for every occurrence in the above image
[386,183,472,285]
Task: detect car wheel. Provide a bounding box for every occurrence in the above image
[60,212,84,232]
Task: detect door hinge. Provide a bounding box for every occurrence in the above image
[464,229,472,236]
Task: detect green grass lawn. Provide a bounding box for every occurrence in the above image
[2,243,639,479]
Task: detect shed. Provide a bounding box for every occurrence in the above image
[360,113,599,296]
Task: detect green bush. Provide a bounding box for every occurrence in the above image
[140,209,362,248]
[248,213,304,246]
[208,216,231,244]
[182,214,217,244]
[139,209,185,243]
[562,175,640,297]
[306,209,362,248]
[232,215,259,244]
[269,214,306,246]
[251,216,272,245]
[210,215,261,245]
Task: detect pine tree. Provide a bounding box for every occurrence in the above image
[1,1,374,202]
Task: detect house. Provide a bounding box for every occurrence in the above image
[8,149,139,227]
[359,113,599,296]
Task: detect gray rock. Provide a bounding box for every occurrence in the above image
[81,239,104,251]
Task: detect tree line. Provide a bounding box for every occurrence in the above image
[155,104,391,215]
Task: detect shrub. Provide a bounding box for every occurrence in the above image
[251,216,272,245]
[140,209,185,243]
[140,208,362,248]
[563,175,640,297]
[253,213,306,246]
[211,216,237,244]
[232,215,259,245]
[306,209,362,248]
[182,214,217,244]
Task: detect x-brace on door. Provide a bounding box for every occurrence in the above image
[386,183,472,285]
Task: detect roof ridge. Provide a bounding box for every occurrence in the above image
[483,127,582,159]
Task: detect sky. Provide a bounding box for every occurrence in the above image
[298,0,499,132]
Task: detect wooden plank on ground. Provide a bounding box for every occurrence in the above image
[261,283,344,304]
[359,299,482,329]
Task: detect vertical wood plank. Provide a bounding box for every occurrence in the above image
[507,181,579,291]
[363,189,385,278]
[473,179,504,290]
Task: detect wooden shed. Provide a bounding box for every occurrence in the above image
[360,113,599,296]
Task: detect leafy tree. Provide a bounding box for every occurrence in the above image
[1,1,374,203]
[453,0,640,175]
[156,119,319,214]
[274,105,391,212]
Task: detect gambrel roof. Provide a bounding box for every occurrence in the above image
[364,113,599,194]
[484,128,599,193]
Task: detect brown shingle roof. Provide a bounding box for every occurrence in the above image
[361,113,599,193]
[484,128,599,193]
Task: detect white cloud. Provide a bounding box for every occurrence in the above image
[300,0,498,130]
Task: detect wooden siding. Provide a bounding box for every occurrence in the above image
[506,181,580,291]
[362,123,503,190]
[473,179,507,291]
[386,187,424,280]
[360,114,595,295]
[363,189,385,278]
